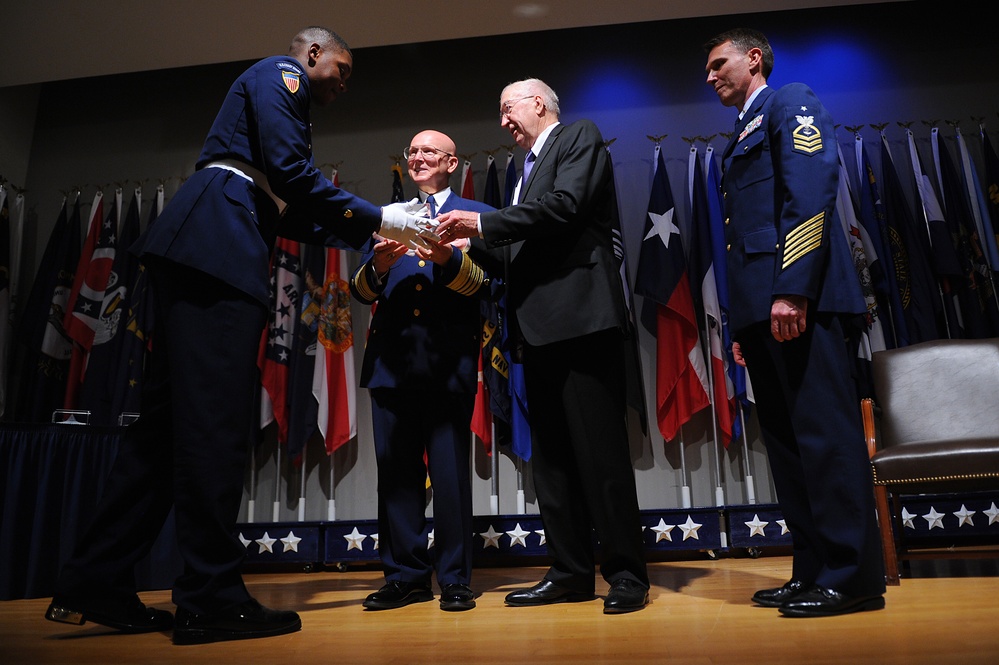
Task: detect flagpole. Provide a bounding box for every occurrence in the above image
[327,451,337,521]
[272,443,282,522]
[738,402,756,504]
[298,457,307,522]
[489,426,499,515]
[247,445,257,524]
[516,458,526,514]
[677,429,691,509]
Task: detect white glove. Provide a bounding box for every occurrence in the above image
[379,205,439,249]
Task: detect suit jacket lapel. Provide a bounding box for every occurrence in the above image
[523,123,564,198]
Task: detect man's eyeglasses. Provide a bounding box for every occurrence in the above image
[404,145,454,161]
[499,95,536,118]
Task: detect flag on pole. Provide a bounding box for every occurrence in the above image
[932,127,999,336]
[482,154,501,209]
[259,236,303,445]
[16,196,81,421]
[980,128,999,262]
[880,132,944,343]
[0,187,10,418]
[390,162,405,203]
[80,188,144,424]
[313,245,357,453]
[687,147,735,445]
[460,158,476,201]
[503,151,518,207]
[634,144,710,442]
[63,190,118,409]
[956,128,999,272]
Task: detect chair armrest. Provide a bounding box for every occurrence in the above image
[862,397,877,460]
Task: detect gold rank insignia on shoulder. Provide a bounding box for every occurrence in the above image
[791,114,823,154]
[782,211,824,269]
[282,71,301,94]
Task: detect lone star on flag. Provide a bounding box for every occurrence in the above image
[643,207,679,248]
[344,527,367,551]
[679,515,702,541]
[745,514,768,537]
[650,518,676,543]
[479,525,502,548]
[506,523,530,548]
[280,531,302,553]
[255,532,276,554]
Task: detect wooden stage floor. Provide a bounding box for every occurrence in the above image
[3,554,997,664]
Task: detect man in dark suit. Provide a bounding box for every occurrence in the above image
[45,26,433,645]
[704,28,885,617]
[435,79,649,614]
[351,129,494,613]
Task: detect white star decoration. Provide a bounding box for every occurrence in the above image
[506,523,530,547]
[679,515,702,541]
[280,531,302,553]
[428,529,435,549]
[922,507,945,530]
[984,503,999,525]
[255,532,276,554]
[479,525,502,548]
[372,533,380,550]
[643,207,679,248]
[238,533,251,548]
[953,505,976,527]
[651,518,676,543]
[901,507,917,529]
[745,514,768,537]
[776,519,789,535]
[344,527,367,551]
[534,529,546,546]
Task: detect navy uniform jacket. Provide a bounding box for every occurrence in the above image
[134,55,382,305]
[479,120,628,346]
[350,193,495,394]
[721,83,865,336]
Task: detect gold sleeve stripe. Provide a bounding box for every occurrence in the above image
[782,212,824,269]
[352,263,380,302]
[448,250,486,296]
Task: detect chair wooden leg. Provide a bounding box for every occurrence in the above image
[874,484,900,585]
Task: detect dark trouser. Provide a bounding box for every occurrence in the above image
[370,388,474,586]
[522,328,648,593]
[56,260,267,614]
[738,314,885,597]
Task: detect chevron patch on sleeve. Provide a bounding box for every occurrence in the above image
[782,212,824,269]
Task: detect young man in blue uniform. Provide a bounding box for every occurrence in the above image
[351,130,494,612]
[704,28,885,617]
[45,26,433,644]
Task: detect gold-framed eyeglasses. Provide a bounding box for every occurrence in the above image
[499,95,536,118]
[404,145,454,161]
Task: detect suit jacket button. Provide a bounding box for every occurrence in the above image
[724,217,730,225]
[418,260,427,268]
[726,243,731,251]
[413,309,421,317]
[415,284,423,291]
[344,209,353,218]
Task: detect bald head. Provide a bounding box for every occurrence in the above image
[406,129,459,194]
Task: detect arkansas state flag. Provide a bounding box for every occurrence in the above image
[634,144,709,442]
[259,236,303,445]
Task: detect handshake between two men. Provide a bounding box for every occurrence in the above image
[377,200,481,249]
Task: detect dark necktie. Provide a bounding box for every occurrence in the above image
[426,195,437,217]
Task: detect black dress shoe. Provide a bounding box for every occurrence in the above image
[778,585,885,618]
[603,579,649,614]
[504,579,595,606]
[752,579,807,608]
[45,595,174,633]
[173,599,301,645]
[439,583,476,611]
[362,581,433,610]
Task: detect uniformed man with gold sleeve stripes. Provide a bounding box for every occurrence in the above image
[704,28,886,617]
[351,130,495,613]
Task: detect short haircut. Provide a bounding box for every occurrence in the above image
[703,28,774,79]
[509,78,561,117]
[292,26,351,58]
